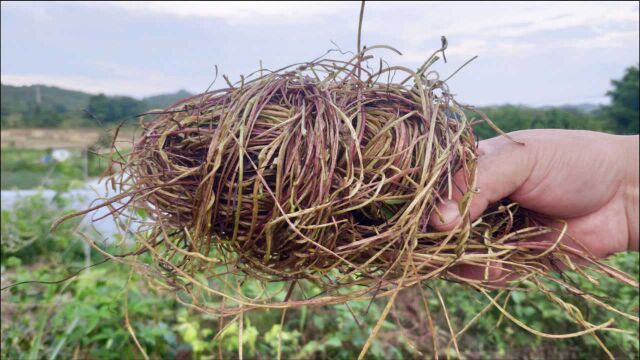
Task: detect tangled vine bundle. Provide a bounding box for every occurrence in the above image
[57,39,637,357]
[132,46,485,283]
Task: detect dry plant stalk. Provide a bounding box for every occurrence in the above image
[56,41,637,358]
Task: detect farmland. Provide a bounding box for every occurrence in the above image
[0,128,137,150]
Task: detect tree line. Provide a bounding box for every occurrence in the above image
[1,66,637,134]
[0,87,189,128]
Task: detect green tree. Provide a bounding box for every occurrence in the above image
[473,105,606,140]
[87,94,147,123]
[603,65,639,134]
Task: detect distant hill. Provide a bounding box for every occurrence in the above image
[1,84,193,112]
[1,84,92,114]
[143,90,192,109]
[1,84,193,128]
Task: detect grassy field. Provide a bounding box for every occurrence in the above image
[0,128,136,189]
[0,148,109,190]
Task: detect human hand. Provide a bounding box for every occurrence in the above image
[430,129,639,280]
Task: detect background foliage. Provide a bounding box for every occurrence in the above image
[1,196,637,359]
[1,66,638,359]
[0,84,190,128]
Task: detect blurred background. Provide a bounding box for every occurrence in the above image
[1,2,638,359]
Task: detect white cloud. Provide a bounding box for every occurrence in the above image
[11,1,638,60]
[462,2,638,38]
[2,1,637,103]
[399,39,536,65]
[569,30,640,49]
[77,1,353,25]
[361,1,639,57]
[89,1,637,36]
[0,1,53,22]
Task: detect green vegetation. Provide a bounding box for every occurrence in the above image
[603,65,640,134]
[1,84,191,128]
[1,84,90,128]
[1,84,91,114]
[472,105,608,140]
[1,194,84,264]
[143,89,192,109]
[86,95,148,124]
[472,65,639,139]
[0,149,106,190]
[1,194,637,359]
[1,67,637,359]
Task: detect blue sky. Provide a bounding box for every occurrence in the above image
[1,1,638,106]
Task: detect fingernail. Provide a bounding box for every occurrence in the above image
[438,200,460,225]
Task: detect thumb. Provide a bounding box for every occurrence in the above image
[430,135,534,231]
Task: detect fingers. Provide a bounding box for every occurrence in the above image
[450,261,504,282]
[448,261,520,287]
[430,135,535,230]
[431,199,464,230]
[428,133,537,287]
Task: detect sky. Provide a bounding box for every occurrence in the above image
[1,1,638,106]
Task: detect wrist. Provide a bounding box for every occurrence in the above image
[620,134,639,252]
